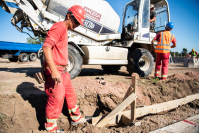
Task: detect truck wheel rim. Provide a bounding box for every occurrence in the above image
[37,48,43,59]
[68,54,74,72]
[139,55,150,71]
[31,54,37,60]
[22,55,28,61]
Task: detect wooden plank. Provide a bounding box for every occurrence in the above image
[92,113,121,126]
[92,94,199,126]
[133,94,199,118]
[123,85,134,101]
[131,75,136,121]
[95,92,137,127]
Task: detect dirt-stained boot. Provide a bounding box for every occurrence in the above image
[71,118,86,126]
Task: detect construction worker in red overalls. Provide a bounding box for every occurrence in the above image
[151,22,177,81]
[42,5,86,132]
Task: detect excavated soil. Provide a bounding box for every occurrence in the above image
[0,59,199,133]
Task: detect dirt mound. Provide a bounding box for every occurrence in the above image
[168,71,199,81]
[72,78,129,97]
[74,72,199,108]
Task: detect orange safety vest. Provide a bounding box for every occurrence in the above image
[155,31,174,53]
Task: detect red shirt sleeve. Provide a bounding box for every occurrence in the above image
[154,32,161,41]
[171,36,177,44]
[43,22,65,48]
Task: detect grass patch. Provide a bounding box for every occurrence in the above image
[0,112,5,122]
[150,78,159,82]
[175,83,179,92]
[161,86,164,92]
[138,79,150,85]
[175,87,179,92]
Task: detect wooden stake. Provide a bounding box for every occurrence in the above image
[131,74,136,121]
[123,85,134,101]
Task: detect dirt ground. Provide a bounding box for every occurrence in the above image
[0,58,199,133]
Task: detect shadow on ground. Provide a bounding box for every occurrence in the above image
[16,82,77,130]
[0,61,10,63]
[79,68,130,78]
[16,82,46,130]
[0,67,41,77]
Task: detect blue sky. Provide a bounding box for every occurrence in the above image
[0,0,199,53]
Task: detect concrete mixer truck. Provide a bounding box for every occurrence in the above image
[0,0,170,79]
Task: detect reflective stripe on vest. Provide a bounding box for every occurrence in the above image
[155,31,174,53]
[192,51,196,56]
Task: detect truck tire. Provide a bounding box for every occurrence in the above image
[68,45,82,79]
[29,53,37,61]
[101,65,121,73]
[19,53,29,62]
[37,48,44,66]
[127,48,154,77]
[37,48,43,60]
[8,57,18,62]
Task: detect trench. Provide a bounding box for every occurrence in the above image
[0,78,199,132]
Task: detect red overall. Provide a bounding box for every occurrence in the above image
[154,31,177,80]
[42,22,81,132]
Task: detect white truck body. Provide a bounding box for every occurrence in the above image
[82,46,128,65]
[0,0,170,79]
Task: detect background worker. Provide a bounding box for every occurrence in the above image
[149,4,156,30]
[42,5,86,132]
[189,48,198,58]
[151,22,177,81]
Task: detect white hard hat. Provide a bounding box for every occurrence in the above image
[150,4,155,9]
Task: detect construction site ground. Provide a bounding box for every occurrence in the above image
[0,58,199,133]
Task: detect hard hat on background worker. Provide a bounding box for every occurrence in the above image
[192,49,194,51]
[166,22,174,29]
[68,5,86,26]
[150,4,155,9]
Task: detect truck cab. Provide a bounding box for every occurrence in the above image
[122,0,170,44]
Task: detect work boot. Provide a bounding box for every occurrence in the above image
[71,118,86,126]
